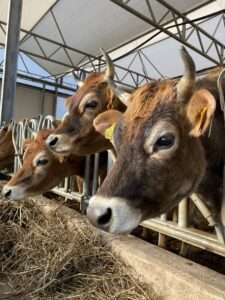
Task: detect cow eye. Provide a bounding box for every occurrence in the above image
[154,133,175,152]
[85,100,98,110]
[36,158,48,166]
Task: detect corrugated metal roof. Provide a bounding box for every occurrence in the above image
[0,0,223,86]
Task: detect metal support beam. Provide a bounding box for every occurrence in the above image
[110,0,225,65]
[0,19,151,88]
[0,0,22,123]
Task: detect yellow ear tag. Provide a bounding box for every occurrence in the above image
[197,106,208,130]
[104,123,116,141]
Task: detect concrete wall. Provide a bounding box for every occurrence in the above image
[0,83,55,121]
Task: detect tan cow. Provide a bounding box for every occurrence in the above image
[2,128,86,200]
[45,50,129,156]
[0,121,14,170]
[87,47,225,234]
[2,127,108,200]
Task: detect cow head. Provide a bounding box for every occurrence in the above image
[46,50,128,156]
[0,121,14,169]
[87,47,216,234]
[2,128,83,200]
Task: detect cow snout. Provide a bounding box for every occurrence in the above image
[2,186,12,198]
[87,203,112,230]
[2,185,25,200]
[46,134,59,148]
[46,134,72,155]
[87,195,142,234]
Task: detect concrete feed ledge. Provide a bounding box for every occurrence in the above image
[105,234,225,300]
[33,196,225,300]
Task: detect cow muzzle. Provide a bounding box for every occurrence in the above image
[46,134,72,155]
[2,185,26,200]
[87,195,142,234]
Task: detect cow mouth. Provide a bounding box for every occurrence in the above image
[2,185,26,201]
[52,149,71,156]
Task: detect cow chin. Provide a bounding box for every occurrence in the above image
[2,185,27,201]
[87,195,142,234]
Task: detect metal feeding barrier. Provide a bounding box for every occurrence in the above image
[11,114,100,212]
[9,115,225,257]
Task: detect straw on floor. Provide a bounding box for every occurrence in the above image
[0,199,159,300]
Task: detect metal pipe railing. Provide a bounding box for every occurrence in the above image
[178,198,189,255]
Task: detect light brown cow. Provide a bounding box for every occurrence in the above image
[0,122,14,170]
[2,127,108,200]
[45,50,128,156]
[87,47,225,234]
[2,128,86,200]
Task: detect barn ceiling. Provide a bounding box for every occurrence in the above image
[0,0,224,87]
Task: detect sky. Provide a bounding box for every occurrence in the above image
[0,48,75,118]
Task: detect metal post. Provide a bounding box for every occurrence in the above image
[158,214,167,248]
[178,198,189,256]
[0,0,22,124]
[222,164,225,233]
[80,156,91,214]
[92,153,100,195]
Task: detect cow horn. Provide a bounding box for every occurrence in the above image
[100,48,115,81]
[77,80,84,88]
[108,79,131,106]
[72,71,84,88]
[177,47,196,102]
[100,48,130,106]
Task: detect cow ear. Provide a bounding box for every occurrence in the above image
[93,109,123,141]
[186,89,216,137]
[65,96,73,110]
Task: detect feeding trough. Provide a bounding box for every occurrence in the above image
[0,197,157,300]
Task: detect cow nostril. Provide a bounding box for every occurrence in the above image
[4,189,11,198]
[49,136,58,147]
[97,208,112,226]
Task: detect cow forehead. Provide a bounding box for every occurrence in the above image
[71,73,105,110]
[123,80,178,138]
[24,142,46,159]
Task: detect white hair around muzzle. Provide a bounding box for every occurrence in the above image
[87,195,142,234]
[2,184,26,201]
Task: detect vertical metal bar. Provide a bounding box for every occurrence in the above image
[158,214,167,248]
[92,153,100,195]
[83,156,90,196]
[41,83,46,115]
[222,164,225,234]
[178,199,188,228]
[80,156,91,214]
[0,0,22,123]
[178,198,189,255]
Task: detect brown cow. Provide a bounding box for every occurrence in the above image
[2,128,86,200]
[0,121,14,170]
[87,47,225,234]
[45,50,128,156]
[2,127,108,200]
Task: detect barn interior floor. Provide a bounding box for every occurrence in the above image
[0,196,158,300]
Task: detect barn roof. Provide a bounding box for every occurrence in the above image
[0,0,224,87]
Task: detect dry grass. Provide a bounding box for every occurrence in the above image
[0,199,158,300]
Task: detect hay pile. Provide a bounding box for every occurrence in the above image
[0,199,158,300]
